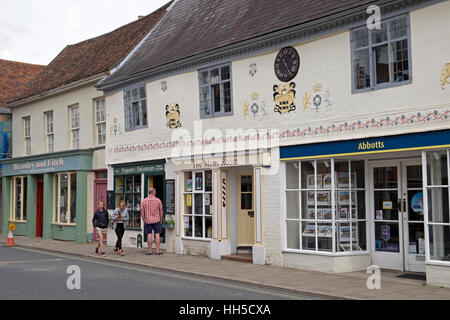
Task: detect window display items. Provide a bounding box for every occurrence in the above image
[303,224,316,235]
[323,174,332,188]
[323,209,332,220]
[317,191,331,205]
[307,175,322,189]
[339,208,348,220]
[410,192,424,215]
[307,209,316,220]
[318,225,331,237]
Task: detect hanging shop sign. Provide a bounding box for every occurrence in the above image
[280,129,450,160]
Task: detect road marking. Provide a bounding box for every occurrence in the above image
[0,258,63,265]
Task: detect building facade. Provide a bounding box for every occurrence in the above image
[98,0,450,287]
[0,3,171,243]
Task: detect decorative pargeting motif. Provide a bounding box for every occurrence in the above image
[441,63,450,90]
[303,83,334,112]
[161,81,168,92]
[243,92,268,118]
[110,118,123,136]
[249,64,257,78]
[166,104,181,129]
[273,82,297,114]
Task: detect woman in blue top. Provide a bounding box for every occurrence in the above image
[92,201,109,257]
[111,200,129,256]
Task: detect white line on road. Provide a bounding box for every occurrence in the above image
[0,258,63,265]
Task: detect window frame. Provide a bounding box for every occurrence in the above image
[44,111,54,153]
[11,176,27,223]
[351,13,412,93]
[23,116,31,156]
[123,85,148,132]
[422,149,450,265]
[53,172,77,226]
[94,98,106,146]
[182,170,213,240]
[69,104,80,150]
[283,159,368,255]
[113,173,143,231]
[198,63,233,119]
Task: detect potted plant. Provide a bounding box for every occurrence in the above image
[162,218,175,229]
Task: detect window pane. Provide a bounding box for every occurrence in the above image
[317,160,332,190]
[210,68,219,84]
[374,45,389,84]
[212,84,221,113]
[195,172,203,191]
[301,161,315,189]
[286,162,299,189]
[200,86,211,117]
[287,221,300,250]
[374,190,399,221]
[200,71,209,86]
[302,223,316,251]
[427,151,448,186]
[125,104,133,131]
[241,193,253,210]
[429,225,450,261]
[391,39,409,82]
[15,179,22,220]
[184,172,193,192]
[352,161,365,189]
[221,66,230,81]
[371,22,388,44]
[241,175,253,192]
[60,174,69,223]
[318,223,332,252]
[352,28,369,49]
[205,171,212,192]
[205,217,213,239]
[194,216,204,238]
[139,86,146,99]
[194,194,203,215]
[184,216,193,237]
[70,173,77,224]
[427,188,449,224]
[286,191,299,219]
[223,82,231,113]
[389,17,408,40]
[374,167,398,189]
[353,49,370,90]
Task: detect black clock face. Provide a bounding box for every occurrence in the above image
[274,47,300,82]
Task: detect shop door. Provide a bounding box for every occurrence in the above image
[370,159,425,272]
[238,174,255,247]
[36,181,44,237]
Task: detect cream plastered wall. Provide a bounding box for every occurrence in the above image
[12,83,105,158]
[105,1,450,165]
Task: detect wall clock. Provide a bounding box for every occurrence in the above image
[274,46,300,82]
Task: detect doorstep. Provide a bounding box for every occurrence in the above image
[221,254,253,264]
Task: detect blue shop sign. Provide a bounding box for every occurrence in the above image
[281,130,450,160]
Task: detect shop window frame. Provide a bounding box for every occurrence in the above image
[69,104,80,150]
[182,170,214,240]
[350,13,412,93]
[123,85,148,132]
[10,176,28,223]
[114,173,143,231]
[94,97,106,146]
[53,172,77,226]
[283,159,369,255]
[423,149,450,265]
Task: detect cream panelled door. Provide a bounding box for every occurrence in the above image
[238,174,255,246]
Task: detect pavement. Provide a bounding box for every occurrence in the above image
[0,246,307,300]
[1,235,450,300]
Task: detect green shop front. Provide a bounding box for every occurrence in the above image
[110,161,169,247]
[1,150,94,243]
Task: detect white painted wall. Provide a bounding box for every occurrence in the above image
[12,83,106,158]
[104,1,450,166]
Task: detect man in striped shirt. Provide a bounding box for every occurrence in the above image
[141,188,164,256]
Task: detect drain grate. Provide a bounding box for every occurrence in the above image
[396,273,426,281]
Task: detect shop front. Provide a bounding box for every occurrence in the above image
[1,150,95,243]
[173,153,266,264]
[280,129,450,287]
[108,161,169,249]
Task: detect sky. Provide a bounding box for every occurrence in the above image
[0,0,170,65]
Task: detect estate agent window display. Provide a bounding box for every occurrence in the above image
[11,176,28,222]
[183,171,213,239]
[54,173,77,225]
[285,160,367,253]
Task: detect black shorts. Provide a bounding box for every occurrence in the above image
[144,222,162,235]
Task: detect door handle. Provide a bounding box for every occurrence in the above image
[248,211,255,218]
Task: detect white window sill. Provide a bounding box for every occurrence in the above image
[283,249,370,257]
[181,237,212,242]
[426,260,450,268]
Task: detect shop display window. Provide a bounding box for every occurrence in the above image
[285,159,367,253]
[115,175,142,229]
[183,170,213,239]
[11,177,27,222]
[54,173,77,225]
[425,150,450,262]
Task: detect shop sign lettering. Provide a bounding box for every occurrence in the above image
[358,141,385,151]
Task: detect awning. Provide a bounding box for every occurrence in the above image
[280,130,450,161]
